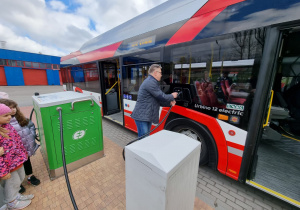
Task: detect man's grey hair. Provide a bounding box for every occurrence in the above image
[148,64,162,74]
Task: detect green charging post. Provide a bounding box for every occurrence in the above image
[32,91,104,180]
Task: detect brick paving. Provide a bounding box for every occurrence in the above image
[1,86,298,210]
[102,118,297,210]
[16,106,211,210]
[21,136,126,210]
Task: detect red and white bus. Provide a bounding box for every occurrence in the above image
[60,0,300,207]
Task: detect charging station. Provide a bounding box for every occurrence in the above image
[32,91,104,179]
[125,130,201,210]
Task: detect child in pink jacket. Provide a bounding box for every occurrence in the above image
[0,104,34,209]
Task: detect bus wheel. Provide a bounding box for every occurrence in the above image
[172,125,209,165]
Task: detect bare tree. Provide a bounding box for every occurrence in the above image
[247,30,253,59]
[233,31,248,59]
[254,27,266,54]
[232,29,261,60]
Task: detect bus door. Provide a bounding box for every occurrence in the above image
[99,61,121,116]
[123,64,152,131]
[248,28,300,207]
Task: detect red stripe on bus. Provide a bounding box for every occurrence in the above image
[61,51,82,62]
[124,115,137,133]
[124,109,132,114]
[123,106,236,177]
[193,0,245,17]
[226,141,245,151]
[77,41,123,64]
[226,153,242,180]
[166,8,225,46]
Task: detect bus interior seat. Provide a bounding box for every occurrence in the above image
[269,73,300,135]
[269,73,290,119]
[222,81,249,105]
[270,106,290,120]
[195,81,221,107]
[220,80,228,99]
[195,81,210,106]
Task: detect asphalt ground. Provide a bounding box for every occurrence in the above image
[1,85,298,210]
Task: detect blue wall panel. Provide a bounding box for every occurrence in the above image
[46,69,53,85]
[51,56,61,64]
[52,70,60,85]
[4,66,24,86]
[0,49,60,64]
[46,69,60,85]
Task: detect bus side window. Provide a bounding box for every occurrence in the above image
[169,28,265,129]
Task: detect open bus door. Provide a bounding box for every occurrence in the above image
[247,28,300,208]
[99,61,122,120]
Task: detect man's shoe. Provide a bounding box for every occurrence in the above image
[27,175,40,186]
[18,185,25,194]
[16,193,34,201]
[7,199,31,210]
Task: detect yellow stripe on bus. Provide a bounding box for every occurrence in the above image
[247,180,300,206]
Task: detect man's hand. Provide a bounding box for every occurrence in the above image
[1,173,11,180]
[171,92,178,98]
[0,147,4,156]
[170,101,176,106]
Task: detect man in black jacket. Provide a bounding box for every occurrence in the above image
[131,64,178,137]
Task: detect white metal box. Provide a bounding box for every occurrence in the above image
[125,130,201,210]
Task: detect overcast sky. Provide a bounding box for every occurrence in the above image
[0,0,167,57]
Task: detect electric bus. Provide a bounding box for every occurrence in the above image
[60,0,300,207]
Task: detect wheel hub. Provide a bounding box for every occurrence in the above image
[179,129,200,141]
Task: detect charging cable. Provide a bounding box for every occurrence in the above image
[122,91,183,160]
[122,105,173,161]
[57,107,78,210]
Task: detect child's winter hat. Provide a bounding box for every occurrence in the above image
[0,104,11,116]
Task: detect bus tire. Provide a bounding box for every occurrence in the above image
[171,123,209,166]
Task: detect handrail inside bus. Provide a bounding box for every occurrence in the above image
[105,81,118,95]
[263,90,274,128]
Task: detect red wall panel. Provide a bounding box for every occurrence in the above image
[23,69,48,85]
[0,67,7,85]
[58,71,63,85]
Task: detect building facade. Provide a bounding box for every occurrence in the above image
[0,49,61,86]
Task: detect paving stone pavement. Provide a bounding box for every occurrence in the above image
[9,106,210,210]
[103,118,298,210]
[1,86,298,210]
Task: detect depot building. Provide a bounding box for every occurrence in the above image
[0,49,61,86]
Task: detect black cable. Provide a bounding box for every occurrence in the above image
[31,92,39,121]
[29,108,34,121]
[31,93,40,142]
[57,107,78,210]
[122,105,173,161]
[29,108,40,142]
